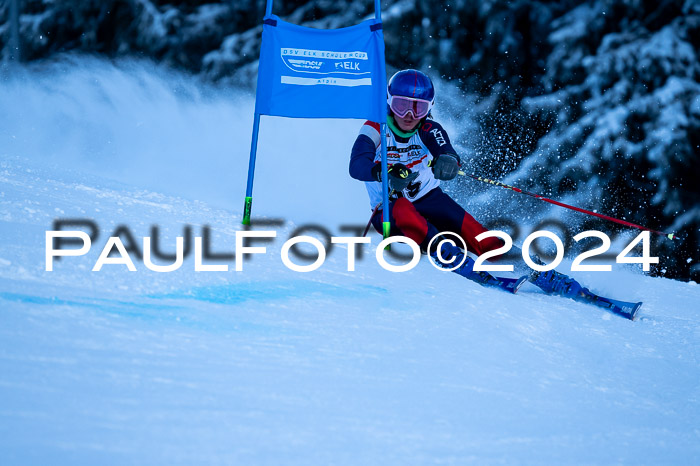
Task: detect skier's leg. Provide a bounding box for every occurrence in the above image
[383,195,476,263]
[375,197,514,288]
[372,197,439,249]
[372,198,468,273]
[414,188,504,256]
[409,189,529,288]
[431,239,504,284]
[410,189,583,293]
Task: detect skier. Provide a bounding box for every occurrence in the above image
[349,69,641,318]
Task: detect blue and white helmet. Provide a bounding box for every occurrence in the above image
[387,69,435,118]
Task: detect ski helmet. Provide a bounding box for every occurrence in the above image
[387,69,435,118]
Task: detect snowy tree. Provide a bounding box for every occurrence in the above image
[506,0,699,280]
[1,0,697,279]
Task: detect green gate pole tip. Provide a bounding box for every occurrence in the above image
[242,196,253,225]
[383,221,391,250]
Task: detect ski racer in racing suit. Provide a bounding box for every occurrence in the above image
[349,69,600,303]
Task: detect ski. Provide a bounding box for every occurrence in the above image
[574,289,643,320]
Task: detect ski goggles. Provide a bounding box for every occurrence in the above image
[388,95,433,119]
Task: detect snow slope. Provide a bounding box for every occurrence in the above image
[1,59,699,464]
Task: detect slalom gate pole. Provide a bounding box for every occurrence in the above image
[242,113,261,225]
[376,2,389,240]
[459,171,681,241]
[380,122,390,240]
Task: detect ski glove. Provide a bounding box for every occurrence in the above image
[388,164,419,192]
[431,153,460,180]
[373,163,419,192]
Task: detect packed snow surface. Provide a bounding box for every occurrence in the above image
[1,60,699,464]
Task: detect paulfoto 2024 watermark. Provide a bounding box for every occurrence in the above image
[45,218,659,273]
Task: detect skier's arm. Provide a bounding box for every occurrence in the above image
[419,120,461,180]
[419,120,458,158]
[349,121,382,182]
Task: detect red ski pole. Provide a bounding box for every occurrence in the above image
[460,171,681,241]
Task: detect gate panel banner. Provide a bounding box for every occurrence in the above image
[254,14,387,122]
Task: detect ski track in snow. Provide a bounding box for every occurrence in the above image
[1,60,699,464]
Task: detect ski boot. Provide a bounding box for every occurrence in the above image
[529,269,588,298]
[529,269,642,319]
